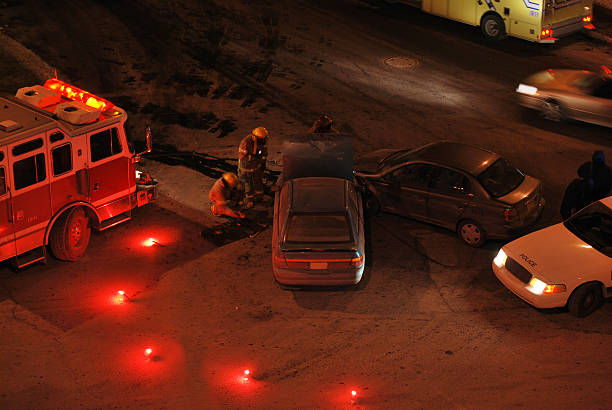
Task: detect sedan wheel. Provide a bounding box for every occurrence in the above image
[568,283,603,317]
[540,100,564,122]
[458,220,485,247]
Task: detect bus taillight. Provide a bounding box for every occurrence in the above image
[541,29,553,38]
[582,16,592,23]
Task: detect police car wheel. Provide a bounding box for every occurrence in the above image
[457,220,486,247]
[50,207,92,261]
[481,14,505,41]
[568,283,603,317]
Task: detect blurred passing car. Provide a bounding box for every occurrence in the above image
[492,197,612,317]
[271,134,365,286]
[355,142,544,247]
[516,68,612,127]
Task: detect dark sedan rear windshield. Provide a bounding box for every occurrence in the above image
[564,202,612,257]
[285,213,352,243]
[477,158,524,198]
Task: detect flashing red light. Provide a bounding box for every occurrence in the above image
[351,390,357,398]
[43,78,114,111]
[144,348,153,358]
[114,290,127,304]
[582,15,592,23]
[244,369,250,376]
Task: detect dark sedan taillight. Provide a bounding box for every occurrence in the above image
[273,252,363,269]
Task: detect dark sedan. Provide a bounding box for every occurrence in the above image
[272,134,365,286]
[355,141,545,246]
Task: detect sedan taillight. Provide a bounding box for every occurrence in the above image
[504,207,519,223]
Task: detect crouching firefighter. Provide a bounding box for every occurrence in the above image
[238,126,269,207]
[209,172,245,219]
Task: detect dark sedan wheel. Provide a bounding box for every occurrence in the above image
[568,283,603,317]
[457,220,486,247]
[539,100,564,122]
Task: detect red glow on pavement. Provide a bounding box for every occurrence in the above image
[143,237,157,247]
[113,290,127,305]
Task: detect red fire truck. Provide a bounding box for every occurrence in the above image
[0,79,157,268]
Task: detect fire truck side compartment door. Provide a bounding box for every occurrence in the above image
[47,129,90,214]
[0,146,17,261]
[8,134,52,255]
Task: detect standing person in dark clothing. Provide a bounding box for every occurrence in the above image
[560,166,593,220]
[577,150,612,201]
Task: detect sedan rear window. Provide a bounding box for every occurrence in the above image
[285,213,352,243]
[477,158,524,198]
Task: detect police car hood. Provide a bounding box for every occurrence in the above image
[524,69,593,93]
[503,223,609,283]
[281,133,353,182]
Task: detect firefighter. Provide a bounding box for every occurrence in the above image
[209,172,245,219]
[308,114,338,134]
[238,126,269,207]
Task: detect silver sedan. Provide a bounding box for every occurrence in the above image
[516,68,612,128]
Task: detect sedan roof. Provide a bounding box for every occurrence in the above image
[409,141,500,176]
[290,177,347,213]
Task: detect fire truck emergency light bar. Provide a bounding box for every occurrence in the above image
[43,78,114,111]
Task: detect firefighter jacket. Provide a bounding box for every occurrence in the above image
[209,178,241,206]
[238,135,267,172]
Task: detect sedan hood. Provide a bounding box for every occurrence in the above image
[503,223,608,283]
[354,149,405,175]
[523,69,591,93]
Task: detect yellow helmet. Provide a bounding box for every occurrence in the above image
[222,172,238,187]
[252,126,269,139]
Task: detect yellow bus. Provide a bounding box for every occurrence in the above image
[400,0,594,42]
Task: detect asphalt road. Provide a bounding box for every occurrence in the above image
[0,0,611,408]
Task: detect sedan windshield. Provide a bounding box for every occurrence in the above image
[477,158,525,198]
[285,213,352,243]
[564,201,612,257]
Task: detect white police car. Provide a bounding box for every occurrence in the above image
[493,197,612,316]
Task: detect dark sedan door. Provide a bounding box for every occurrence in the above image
[426,166,473,230]
[377,163,433,219]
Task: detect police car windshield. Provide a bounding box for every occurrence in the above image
[285,212,352,243]
[477,158,525,198]
[564,202,612,258]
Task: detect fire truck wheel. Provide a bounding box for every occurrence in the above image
[481,14,505,41]
[50,207,92,261]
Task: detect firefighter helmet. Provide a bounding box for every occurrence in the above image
[222,172,239,187]
[252,126,269,140]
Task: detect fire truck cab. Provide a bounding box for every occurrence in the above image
[0,79,157,268]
